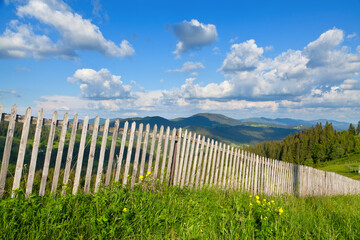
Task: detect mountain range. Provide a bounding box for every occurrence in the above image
[84,113,352,145]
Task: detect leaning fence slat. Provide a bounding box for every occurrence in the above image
[217,144,226,187]
[26,109,43,196]
[51,112,69,194]
[176,130,188,186]
[185,133,197,186]
[39,111,58,196]
[166,128,177,182]
[84,116,100,193]
[11,107,32,197]
[95,119,110,193]
[11,108,31,197]
[105,119,119,186]
[190,135,201,187]
[62,114,78,195]
[237,150,242,191]
[173,128,182,186]
[160,127,170,183]
[205,139,214,185]
[0,104,17,198]
[195,136,206,188]
[209,141,218,186]
[72,116,89,195]
[122,122,136,186]
[153,125,164,181]
[222,145,230,188]
[131,123,143,188]
[200,138,211,188]
[213,142,222,186]
[229,147,236,189]
[147,124,157,174]
[139,124,150,180]
[180,131,192,187]
[115,121,128,182]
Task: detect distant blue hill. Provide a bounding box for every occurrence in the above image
[72,113,352,145]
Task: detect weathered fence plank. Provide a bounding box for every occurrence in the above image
[139,124,150,180]
[11,107,31,197]
[147,124,157,174]
[115,121,128,182]
[95,118,110,193]
[122,122,136,186]
[72,116,89,195]
[176,129,187,186]
[105,119,119,186]
[200,138,211,188]
[172,128,182,186]
[153,125,164,181]
[51,112,69,194]
[62,113,78,195]
[131,123,143,188]
[166,128,177,182]
[160,127,170,183]
[195,136,206,188]
[26,109,44,196]
[39,111,58,197]
[180,131,192,187]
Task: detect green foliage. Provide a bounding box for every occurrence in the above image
[1,183,360,239]
[247,122,360,167]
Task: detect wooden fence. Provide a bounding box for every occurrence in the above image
[0,103,360,198]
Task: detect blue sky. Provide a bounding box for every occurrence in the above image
[0,0,360,122]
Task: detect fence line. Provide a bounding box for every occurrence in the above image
[0,103,360,199]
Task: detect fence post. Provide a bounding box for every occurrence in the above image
[169,130,178,186]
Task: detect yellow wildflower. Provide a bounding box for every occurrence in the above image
[263,199,266,202]
[147,171,151,176]
[268,202,271,205]
[279,207,284,215]
[123,208,128,212]
[200,229,203,233]
[139,175,144,181]
[249,203,253,207]
[249,195,252,198]
[256,200,261,204]
[271,200,275,204]
[255,195,260,200]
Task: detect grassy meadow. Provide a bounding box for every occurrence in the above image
[1,179,359,239]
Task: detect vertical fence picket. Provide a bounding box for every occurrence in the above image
[39,111,58,197]
[166,128,177,182]
[222,145,230,188]
[209,141,218,186]
[94,119,110,193]
[131,123,144,188]
[122,122,136,186]
[174,130,187,186]
[105,119,119,186]
[84,116,100,193]
[115,121,128,182]
[11,107,31,197]
[0,105,17,198]
[52,125,70,193]
[139,124,150,180]
[147,124,157,174]
[185,133,197,186]
[201,138,211,188]
[214,143,222,186]
[72,116,89,195]
[180,131,192,187]
[160,127,170,183]
[26,109,43,196]
[195,136,206,188]
[190,135,202,187]
[172,128,182,186]
[51,112,69,194]
[230,148,236,189]
[11,107,31,195]
[62,114,78,195]
[153,125,164,181]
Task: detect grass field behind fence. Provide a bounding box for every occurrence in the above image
[1,180,359,239]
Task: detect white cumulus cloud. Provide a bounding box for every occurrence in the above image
[167,61,205,73]
[0,0,134,59]
[172,19,217,55]
[68,68,132,99]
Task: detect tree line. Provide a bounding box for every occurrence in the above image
[246,121,360,166]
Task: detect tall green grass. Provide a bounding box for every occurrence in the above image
[1,179,359,239]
